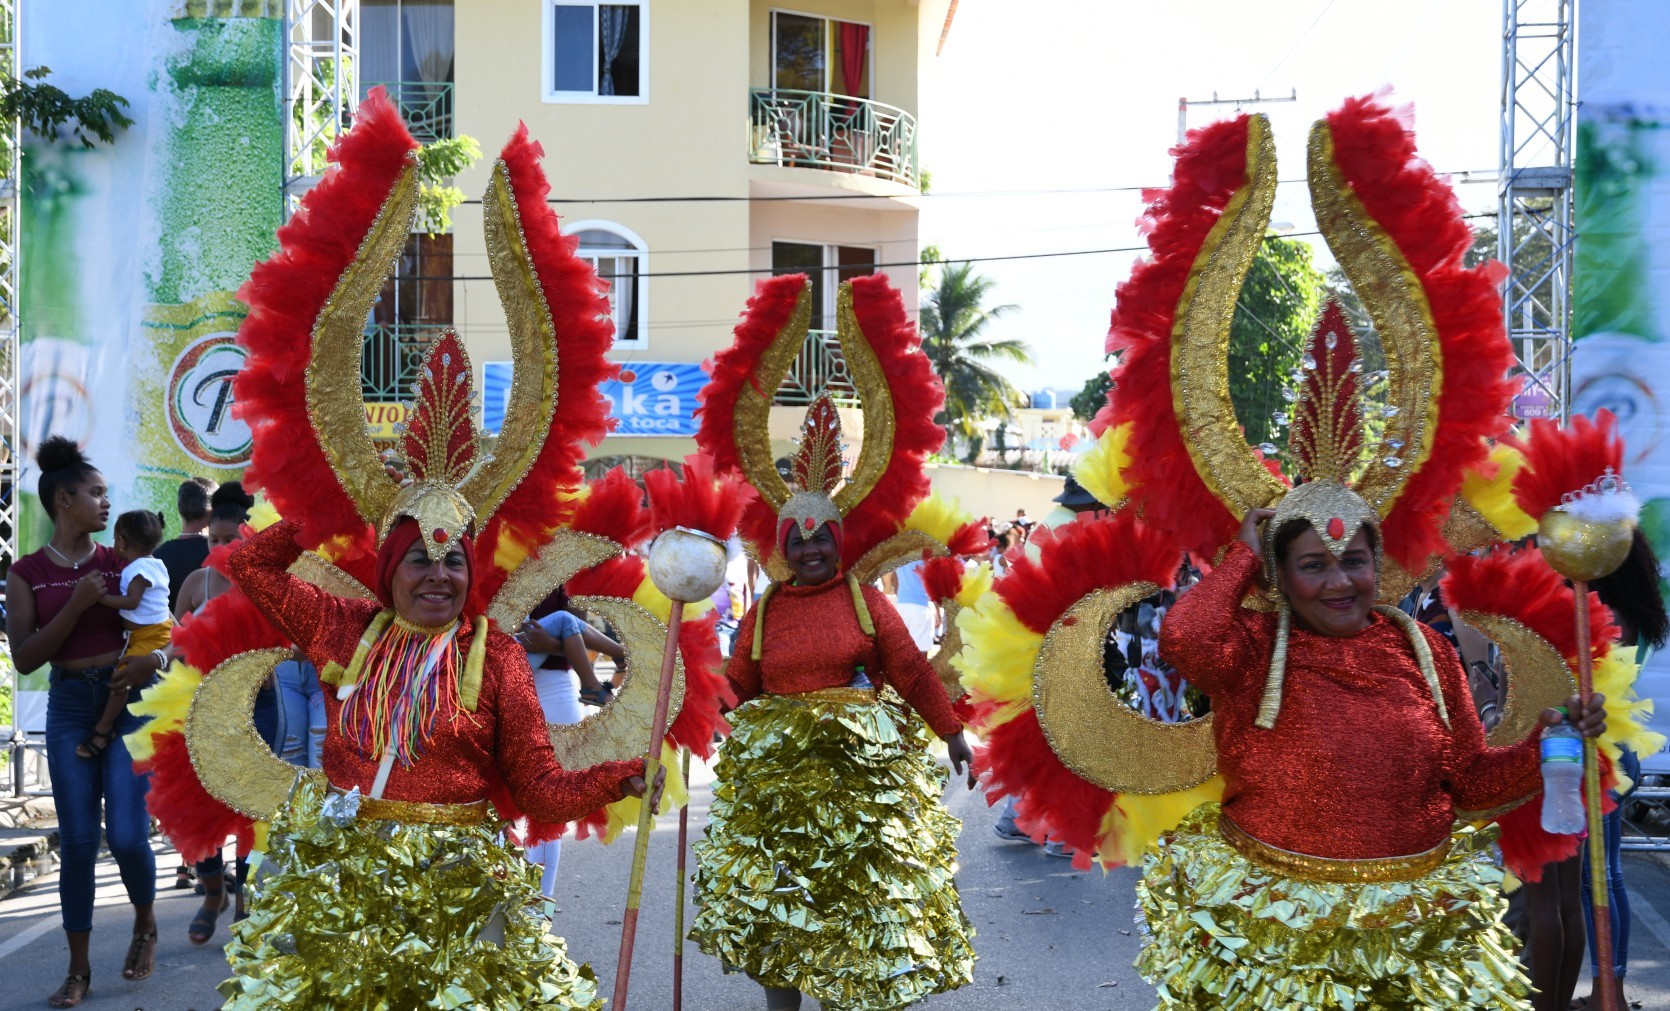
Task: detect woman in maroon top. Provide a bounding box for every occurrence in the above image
[7,438,161,1007]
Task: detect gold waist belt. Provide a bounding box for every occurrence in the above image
[779,687,878,705]
[1217,811,1451,884]
[356,796,491,827]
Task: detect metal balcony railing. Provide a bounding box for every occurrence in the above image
[362,322,449,401]
[363,81,454,143]
[773,329,860,407]
[749,89,918,188]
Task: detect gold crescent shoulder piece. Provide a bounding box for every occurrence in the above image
[830,282,895,515]
[931,599,967,703]
[289,551,377,600]
[846,529,949,588]
[1169,113,1289,520]
[186,649,325,820]
[461,159,562,524]
[485,529,624,629]
[1307,118,1441,515]
[732,283,813,513]
[1457,610,1578,749]
[1032,586,1218,794]
[305,158,419,528]
[547,596,686,769]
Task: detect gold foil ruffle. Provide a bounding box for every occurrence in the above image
[689,691,975,1010]
[219,778,602,1010]
[1136,804,1530,1010]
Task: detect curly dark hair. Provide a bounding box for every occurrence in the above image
[209,481,255,525]
[177,476,218,523]
[1593,528,1669,650]
[113,510,167,555]
[35,436,98,520]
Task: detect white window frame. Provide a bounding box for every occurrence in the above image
[543,0,650,105]
[770,238,879,326]
[768,8,872,97]
[568,219,650,349]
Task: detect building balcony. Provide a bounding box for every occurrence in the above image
[773,329,860,407]
[363,80,454,144]
[748,89,918,189]
[361,322,449,401]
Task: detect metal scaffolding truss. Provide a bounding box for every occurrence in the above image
[1499,0,1577,420]
[284,0,359,213]
[0,0,19,570]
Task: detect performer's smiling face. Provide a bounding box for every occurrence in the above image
[1277,525,1376,637]
[784,522,838,586]
[391,542,470,625]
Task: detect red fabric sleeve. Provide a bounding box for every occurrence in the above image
[723,603,764,705]
[1430,623,1543,812]
[487,632,644,825]
[1158,541,1263,697]
[863,585,961,737]
[227,521,379,662]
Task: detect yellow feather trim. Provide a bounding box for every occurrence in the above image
[1099,778,1225,868]
[1594,650,1665,786]
[123,662,205,762]
[1074,422,1135,511]
[1461,442,1537,540]
[902,492,973,547]
[952,592,1043,728]
[954,563,993,609]
[247,499,282,532]
[598,741,691,843]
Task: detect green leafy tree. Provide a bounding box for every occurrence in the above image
[415,134,482,236]
[1071,368,1113,422]
[0,66,132,150]
[918,260,1033,461]
[1230,236,1326,449]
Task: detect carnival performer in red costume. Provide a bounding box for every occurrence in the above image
[123,90,748,1010]
[959,95,1637,1010]
[688,274,985,1011]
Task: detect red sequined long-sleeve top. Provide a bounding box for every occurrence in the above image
[726,578,963,738]
[1160,542,1542,861]
[230,522,642,824]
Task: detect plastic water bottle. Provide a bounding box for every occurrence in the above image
[1540,708,1586,835]
[848,665,873,689]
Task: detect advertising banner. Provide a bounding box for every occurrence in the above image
[483,361,708,438]
[1575,0,1670,768]
[15,0,282,721]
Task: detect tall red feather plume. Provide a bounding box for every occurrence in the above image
[1508,411,1626,521]
[470,124,618,606]
[1441,546,1620,663]
[569,467,653,549]
[1324,95,1517,569]
[919,555,966,605]
[696,274,807,559]
[998,513,1183,636]
[945,519,992,559]
[833,274,946,570]
[1291,300,1363,483]
[233,88,417,580]
[644,454,745,541]
[668,611,734,758]
[1098,115,1254,559]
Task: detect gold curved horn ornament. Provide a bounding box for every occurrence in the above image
[1307,120,1441,515]
[305,161,420,528]
[546,596,686,769]
[1169,114,1289,519]
[829,283,895,515]
[1033,586,1218,794]
[485,529,624,629]
[186,649,324,820]
[1459,610,1578,749]
[847,529,948,587]
[732,285,813,513]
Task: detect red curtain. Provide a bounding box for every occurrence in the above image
[840,23,868,97]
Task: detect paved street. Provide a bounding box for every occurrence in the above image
[4,758,1670,1010]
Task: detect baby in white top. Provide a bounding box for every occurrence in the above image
[77,510,174,759]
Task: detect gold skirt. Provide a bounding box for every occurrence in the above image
[218,778,601,1010]
[1136,803,1530,1010]
[689,689,975,1011]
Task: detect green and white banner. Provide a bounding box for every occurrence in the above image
[1576,0,1670,766]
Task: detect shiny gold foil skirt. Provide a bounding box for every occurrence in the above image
[1137,804,1530,1010]
[219,779,601,1010]
[689,689,975,1011]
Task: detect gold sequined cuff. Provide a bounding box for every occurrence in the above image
[1218,810,1450,884]
[780,687,879,706]
[356,796,491,826]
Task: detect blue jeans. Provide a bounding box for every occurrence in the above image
[45,676,156,933]
[274,660,324,769]
[1581,745,1640,978]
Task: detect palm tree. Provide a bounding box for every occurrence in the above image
[918,261,1032,461]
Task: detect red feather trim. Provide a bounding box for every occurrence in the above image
[945,519,992,559]
[170,588,291,674]
[668,610,735,757]
[233,88,416,573]
[1509,411,1626,520]
[1324,95,1517,569]
[569,468,652,549]
[472,124,617,607]
[1495,753,1619,882]
[975,709,1115,871]
[1100,115,1254,558]
[919,555,965,605]
[834,274,946,570]
[135,733,249,862]
[644,454,745,541]
[998,513,1183,636]
[1441,546,1619,663]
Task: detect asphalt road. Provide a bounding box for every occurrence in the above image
[4,758,1670,1010]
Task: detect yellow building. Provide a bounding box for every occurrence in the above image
[359,0,951,471]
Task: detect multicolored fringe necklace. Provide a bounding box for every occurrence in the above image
[339,616,471,768]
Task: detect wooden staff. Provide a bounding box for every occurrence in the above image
[1575,580,1618,1011]
[612,599,684,1011]
[673,746,692,1011]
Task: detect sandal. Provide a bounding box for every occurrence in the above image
[122,929,157,980]
[188,888,230,946]
[580,684,615,707]
[74,730,113,760]
[45,973,89,1008]
[173,864,195,889]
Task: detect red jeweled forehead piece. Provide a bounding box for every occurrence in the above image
[433,528,449,543]
[1327,517,1345,540]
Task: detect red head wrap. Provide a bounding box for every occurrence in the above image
[776,516,843,560]
[375,517,476,609]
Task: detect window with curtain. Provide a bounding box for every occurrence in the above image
[546,0,647,103]
[770,11,869,97]
[360,0,455,85]
[573,225,647,345]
